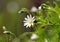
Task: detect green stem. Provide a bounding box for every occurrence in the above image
[6,35,10,42]
[49,7,60,15]
[8,35,10,42]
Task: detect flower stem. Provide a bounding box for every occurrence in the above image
[6,34,10,42]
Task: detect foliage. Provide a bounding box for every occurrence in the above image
[18,1,60,42]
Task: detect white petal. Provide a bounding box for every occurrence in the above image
[32,16,35,19]
[24,23,28,26]
[25,18,28,20]
[28,24,31,27]
[33,19,35,21]
[32,16,35,21]
[30,14,32,18]
[23,21,27,22]
[27,15,29,19]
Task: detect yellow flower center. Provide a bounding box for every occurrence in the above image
[29,19,33,24]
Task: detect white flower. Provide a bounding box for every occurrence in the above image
[23,15,35,28]
[38,6,41,10]
[45,38,48,42]
[30,34,38,40]
[31,6,37,12]
[31,6,41,12]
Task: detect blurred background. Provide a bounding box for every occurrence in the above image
[0,0,59,42]
[0,0,43,36]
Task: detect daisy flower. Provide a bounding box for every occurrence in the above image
[23,15,35,28]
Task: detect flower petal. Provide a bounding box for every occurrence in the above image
[33,16,35,19]
[27,15,29,19]
[24,23,28,26]
[23,21,27,22]
[30,14,32,18]
[28,24,31,27]
[25,18,28,20]
[33,19,35,21]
